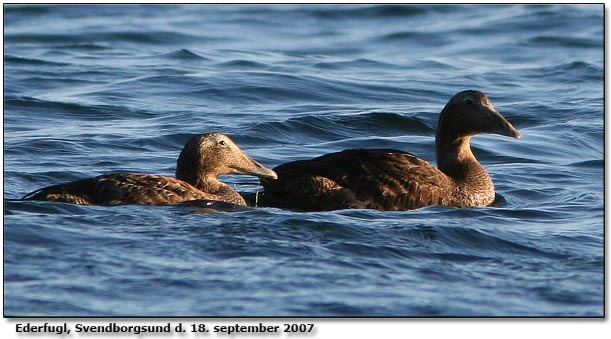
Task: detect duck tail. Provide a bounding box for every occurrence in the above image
[22,179,93,204]
[22,184,62,200]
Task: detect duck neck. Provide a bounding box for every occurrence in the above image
[191,174,224,194]
[176,156,227,197]
[435,134,492,188]
[174,145,247,205]
[178,171,246,205]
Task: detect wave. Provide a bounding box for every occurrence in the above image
[4,96,152,121]
[4,55,71,67]
[5,30,209,45]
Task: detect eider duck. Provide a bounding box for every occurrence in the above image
[259,90,520,211]
[22,133,277,206]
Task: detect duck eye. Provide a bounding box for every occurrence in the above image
[464,99,475,106]
[218,140,228,147]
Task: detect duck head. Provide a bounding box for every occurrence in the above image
[176,133,277,184]
[436,90,521,140]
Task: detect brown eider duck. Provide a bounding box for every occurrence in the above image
[259,90,520,211]
[22,133,277,206]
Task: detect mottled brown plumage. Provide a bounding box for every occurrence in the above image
[23,133,277,206]
[260,90,520,211]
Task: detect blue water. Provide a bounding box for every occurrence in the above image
[3,4,603,317]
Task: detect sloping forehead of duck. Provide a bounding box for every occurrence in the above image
[458,93,496,111]
[199,134,230,145]
[457,91,486,102]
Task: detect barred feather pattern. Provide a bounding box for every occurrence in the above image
[23,173,246,206]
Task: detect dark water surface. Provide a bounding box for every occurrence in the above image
[3,4,603,316]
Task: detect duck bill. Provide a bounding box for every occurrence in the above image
[487,108,521,139]
[231,154,278,179]
[242,160,278,179]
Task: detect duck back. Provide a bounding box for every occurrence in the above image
[260,149,454,211]
[22,173,222,205]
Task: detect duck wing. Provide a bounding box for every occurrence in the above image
[23,173,216,205]
[261,149,454,211]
